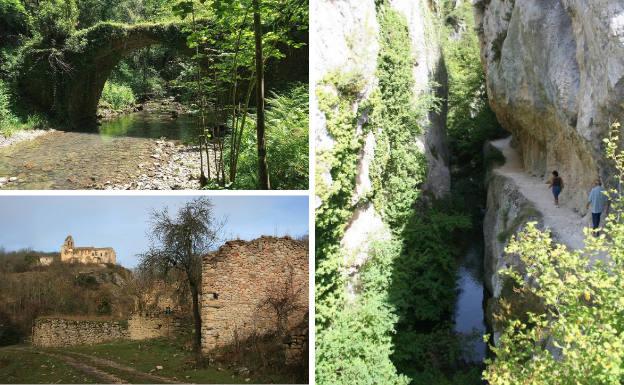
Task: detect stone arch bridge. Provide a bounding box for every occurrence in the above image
[17,22,203,129]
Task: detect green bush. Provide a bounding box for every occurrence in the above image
[0,0,30,37]
[229,83,308,190]
[485,125,624,384]
[316,240,409,385]
[100,81,136,110]
[0,80,20,136]
[32,0,79,46]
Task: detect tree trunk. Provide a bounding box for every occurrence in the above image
[253,0,270,189]
[191,283,202,359]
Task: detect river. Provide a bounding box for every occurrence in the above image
[454,240,488,363]
[0,108,199,190]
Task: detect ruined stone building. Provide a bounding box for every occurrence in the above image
[201,236,308,354]
[36,256,55,266]
[60,235,116,264]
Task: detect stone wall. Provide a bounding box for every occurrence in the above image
[32,317,127,347]
[32,313,183,347]
[127,313,182,340]
[200,237,308,353]
[283,320,308,366]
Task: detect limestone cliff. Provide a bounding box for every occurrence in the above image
[475,0,624,213]
[313,0,450,299]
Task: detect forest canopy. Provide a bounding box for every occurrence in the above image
[0,0,309,190]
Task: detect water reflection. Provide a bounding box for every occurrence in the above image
[99,110,199,142]
[454,243,487,362]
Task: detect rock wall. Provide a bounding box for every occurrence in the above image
[482,144,543,345]
[127,313,182,340]
[200,237,308,353]
[32,313,182,347]
[483,166,542,297]
[32,317,127,347]
[475,0,624,213]
[312,0,449,300]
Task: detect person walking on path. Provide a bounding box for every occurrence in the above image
[546,170,564,207]
[587,178,608,236]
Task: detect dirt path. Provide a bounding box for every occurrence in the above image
[62,351,181,384]
[4,346,181,384]
[491,137,586,250]
[43,351,127,384]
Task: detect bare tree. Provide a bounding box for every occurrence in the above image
[257,264,305,337]
[139,197,224,358]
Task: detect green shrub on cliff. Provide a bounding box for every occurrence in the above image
[485,125,624,385]
[315,2,475,384]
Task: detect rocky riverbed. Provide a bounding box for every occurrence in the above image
[104,139,214,190]
[0,129,53,149]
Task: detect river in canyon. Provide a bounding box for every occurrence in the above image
[454,239,488,363]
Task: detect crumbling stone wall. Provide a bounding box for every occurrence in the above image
[32,313,183,347]
[127,312,182,340]
[200,236,308,353]
[32,317,127,347]
[284,320,308,365]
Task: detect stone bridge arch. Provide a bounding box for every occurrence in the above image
[18,21,201,129]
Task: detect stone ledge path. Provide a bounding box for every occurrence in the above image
[491,137,587,250]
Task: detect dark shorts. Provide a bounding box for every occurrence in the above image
[552,186,561,198]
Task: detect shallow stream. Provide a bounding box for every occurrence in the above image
[0,109,198,190]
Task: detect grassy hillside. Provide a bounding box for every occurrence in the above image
[0,250,136,345]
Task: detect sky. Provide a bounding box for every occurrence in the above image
[0,195,308,268]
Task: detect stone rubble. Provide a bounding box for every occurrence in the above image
[0,129,52,149]
[104,139,216,190]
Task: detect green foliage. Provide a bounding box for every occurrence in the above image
[483,145,505,169]
[315,3,473,385]
[76,0,174,28]
[100,81,136,110]
[0,0,30,37]
[227,83,308,189]
[316,240,409,385]
[314,69,365,330]
[0,79,20,135]
[442,2,503,168]
[390,204,471,379]
[369,3,430,231]
[74,274,99,289]
[32,0,79,46]
[485,124,624,385]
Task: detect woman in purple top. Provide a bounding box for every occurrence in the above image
[546,170,564,207]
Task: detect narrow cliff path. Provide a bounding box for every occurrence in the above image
[491,137,586,250]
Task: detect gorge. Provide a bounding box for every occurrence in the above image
[314,0,624,384]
